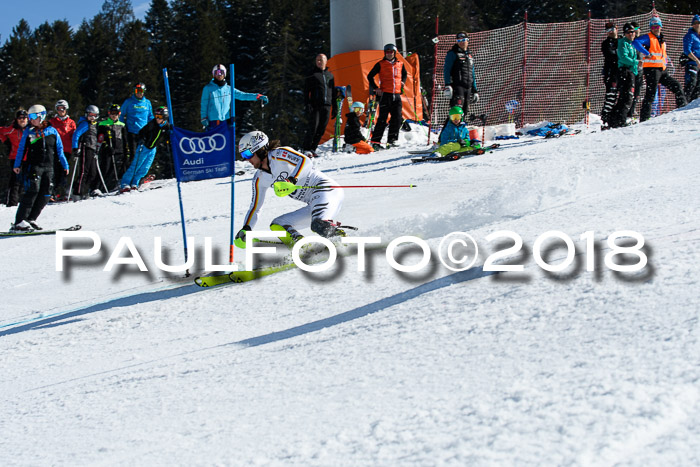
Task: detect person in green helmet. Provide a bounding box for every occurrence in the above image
[431,106,480,157]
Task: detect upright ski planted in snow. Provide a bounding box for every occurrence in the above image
[333,86,347,152]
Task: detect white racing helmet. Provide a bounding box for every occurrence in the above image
[27,104,47,122]
[212,64,226,77]
[239,131,269,159]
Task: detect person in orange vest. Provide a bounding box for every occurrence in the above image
[633,16,686,122]
[367,43,407,150]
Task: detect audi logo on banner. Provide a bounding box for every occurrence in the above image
[179,134,227,154]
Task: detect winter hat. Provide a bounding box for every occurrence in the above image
[456,31,468,40]
[16,109,28,119]
[623,23,635,34]
[693,14,700,25]
[649,16,662,28]
[604,21,615,32]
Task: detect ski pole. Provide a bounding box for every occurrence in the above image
[274,181,416,197]
[66,155,79,201]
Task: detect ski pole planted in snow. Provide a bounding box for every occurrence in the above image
[273,181,416,197]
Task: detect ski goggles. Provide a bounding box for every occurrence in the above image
[213,69,225,76]
[28,111,46,120]
[134,87,146,94]
[456,37,468,43]
[87,113,99,119]
[240,148,255,160]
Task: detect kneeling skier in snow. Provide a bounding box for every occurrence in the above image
[235,130,345,248]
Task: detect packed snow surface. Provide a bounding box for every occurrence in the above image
[2,103,700,465]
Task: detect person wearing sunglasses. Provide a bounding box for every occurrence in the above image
[120,106,170,192]
[48,100,76,201]
[234,130,346,250]
[200,64,268,130]
[71,105,104,199]
[0,109,29,206]
[367,43,407,150]
[608,23,640,128]
[600,22,619,129]
[633,16,686,122]
[98,104,129,192]
[443,32,479,122]
[10,105,69,232]
[120,82,154,160]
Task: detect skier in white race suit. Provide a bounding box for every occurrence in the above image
[235,130,345,248]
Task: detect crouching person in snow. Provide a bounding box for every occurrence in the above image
[11,105,68,232]
[431,106,480,157]
[120,106,169,192]
[344,102,374,154]
[235,130,346,249]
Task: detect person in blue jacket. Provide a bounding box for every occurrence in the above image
[120,82,154,160]
[11,104,68,232]
[683,15,700,103]
[200,64,268,130]
[430,106,480,158]
[120,106,170,192]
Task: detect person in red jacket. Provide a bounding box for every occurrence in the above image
[48,99,76,201]
[0,109,29,206]
[367,43,407,150]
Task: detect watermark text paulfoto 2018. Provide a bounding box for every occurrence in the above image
[55,230,649,275]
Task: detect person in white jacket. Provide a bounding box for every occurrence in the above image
[235,130,345,248]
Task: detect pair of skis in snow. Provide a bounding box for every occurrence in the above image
[410,144,500,163]
[0,225,82,237]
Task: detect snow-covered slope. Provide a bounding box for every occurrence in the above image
[2,103,700,465]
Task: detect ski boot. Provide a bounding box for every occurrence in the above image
[310,219,352,238]
[27,220,43,230]
[270,224,304,249]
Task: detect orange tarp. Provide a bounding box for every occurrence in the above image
[321,50,423,144]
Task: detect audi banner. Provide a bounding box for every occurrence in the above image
[171,122,233,182]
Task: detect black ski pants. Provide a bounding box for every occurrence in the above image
[5,163,22,207]
[52,151,71,197]
[610,68,636,128]
[303,105,331,152]
[72,147,100,197]
[601,70,618,124]
[371,92,403,145]
[100,148,125,193]
[15,164,53,224]
[685,62,699,103]
[640,68,687,122]
[449,84,473,116]
[628,71,644,118]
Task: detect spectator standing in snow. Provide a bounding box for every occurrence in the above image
[120,106,170,192]
[443,32,479,119]
[11,105,68,232]
[682,15,700,103]
[610,23,639,128]
[344,102,374,154]
[98,104,129,192]
[600,22,619,128]
[627,22,644,119]
[0,109,29,206]
[302,54,335,157]
[235,130,346,250]
[200,64,268,130]
[71,105,103,199]
[120,82,154,161]
[368,43,407,150]
[48,99,76,201]
[633,16,687,122]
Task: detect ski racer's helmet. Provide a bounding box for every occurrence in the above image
[239,131,269,160]
[351,101,365,112]
[27,105,47,122]
[134,82,147,94]
[449,106,464,116]
[649,16,662,28]
[55,99,69,111]
[109,104,121,113]
[154,106,169,118]
[212,64,227,77]
[86,105,100,116]
[384,43,397,52]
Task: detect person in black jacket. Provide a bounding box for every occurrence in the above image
[344,102,374,154]
[302,54,335,157]
[600,22,619,128]
[443,32,479,116]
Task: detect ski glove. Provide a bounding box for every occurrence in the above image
[471,93,479,104]
[443,86,453,99]
[257,94,269,105]
[234,224,252,249]
[201,118,208,129]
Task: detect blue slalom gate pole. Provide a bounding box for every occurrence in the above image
[163,67,191,276]
[229,63,236,263]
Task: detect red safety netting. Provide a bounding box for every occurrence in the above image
[431,10,694,129]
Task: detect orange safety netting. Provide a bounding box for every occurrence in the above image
[432,10,695,129]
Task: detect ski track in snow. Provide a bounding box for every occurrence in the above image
[2,102,700,465]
